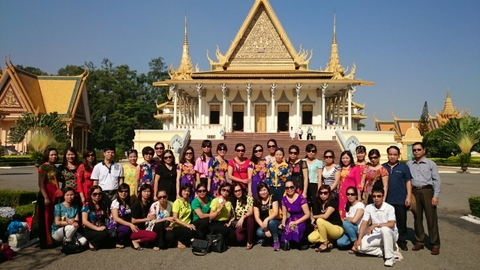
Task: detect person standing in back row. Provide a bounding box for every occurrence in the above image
[306,126,313,140]
[406,142,441,255]
[91,146,124,207]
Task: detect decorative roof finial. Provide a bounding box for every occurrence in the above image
[325,12,345,79]
[333,13,337,45]
[175,15,193,80]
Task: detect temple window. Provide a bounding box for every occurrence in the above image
[302,104,313,124]
[210,104,220,124]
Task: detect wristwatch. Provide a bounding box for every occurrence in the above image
[376,223,381,228]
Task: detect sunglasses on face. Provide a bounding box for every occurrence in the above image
[197,189,207,193]
[118,190,128,194]
[285,186,295,190]
[155,147,164,150]
[412,148,422,152]
[369,156,379,160]
[158,195,167,199]
[91,192,102,197]
[346,193,356,196]
[218,148,226,151]
[236,149,245,153]
[324,155,333,158]
[289,151,298,155]
[86,154,95,157]
[254,149,263,153]
[267,145,276,148]
[163,155,173,159]
[372,194,383,198]
[145,152,154,156]
[319,191,329,195]
[308,150,317,153]
[221,188,231,193]
[185,152,193,155]
[234,189,242,193]
[202,145,211,148]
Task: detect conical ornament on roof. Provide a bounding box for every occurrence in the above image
[440,86,457,116]
[168,16,193,80]
[324,14,346,79]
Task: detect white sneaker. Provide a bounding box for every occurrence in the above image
[384,258,395,267]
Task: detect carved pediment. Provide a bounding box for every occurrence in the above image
[0,84,27,112]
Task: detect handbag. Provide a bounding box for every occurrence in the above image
[61,227,82,254]
[206,234,226,253]
[191,239,211,256]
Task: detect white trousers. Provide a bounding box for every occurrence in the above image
[52,225,88,245]
[358,227,398,259]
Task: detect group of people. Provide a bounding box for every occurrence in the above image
[36,139,441,267]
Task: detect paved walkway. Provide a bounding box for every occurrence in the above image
[1,168,479,269]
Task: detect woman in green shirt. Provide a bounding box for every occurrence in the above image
[171,183,196,248]
[191,183,212,239]
[209,182,235,245]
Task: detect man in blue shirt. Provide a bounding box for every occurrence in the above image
[383,146,412,251]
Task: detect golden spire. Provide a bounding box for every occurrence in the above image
[325,13,345,79]
[440,85,456,115]
[175,16,193,80]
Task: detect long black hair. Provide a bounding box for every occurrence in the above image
[81,148,97,171]
[250,144,264,164]
[344,186,358,213]
[117,183,131,207]
[317,184,333,209]
[340,151,355,168]
[231,183,247,210]
[180,146,195,164]
[200,140,213,161]
[41,147,58,164]
[88,185,106,213]
[62,147,79,167]
[253,182,270,208]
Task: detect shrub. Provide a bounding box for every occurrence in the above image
[469,196,480,217]
[14,204,35,220]
[0,190,37,207]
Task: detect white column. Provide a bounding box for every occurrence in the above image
[246,83,252,132]
[295,83,302,129]
[341,90,346,126]
[348,85,355,131]
[221,83,228,131]
[171,85,178,129]
[270,83,277,132]
[321,83,327,130]
[336,95,341,125]
[196,84,203,129]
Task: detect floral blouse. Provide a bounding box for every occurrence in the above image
[108,199,132,229]
[177,163,196,181]
[234,196,254,220]
[362,165,388,199]
[208,158,228,184]
[248,161,267,180]
[265,162,291,187]
[139,162,158,186]
[81,203,107,227]
[123,164,136,195]
[60,165,78,190]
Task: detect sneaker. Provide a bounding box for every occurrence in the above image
[384,258,395,267]
[273,241,280,251]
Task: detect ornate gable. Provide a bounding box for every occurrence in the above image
[208,0,312,71]
[0,83,28,113]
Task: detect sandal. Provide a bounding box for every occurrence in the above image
[132,246,143,251]
[153,247,160,251]
[318,242,332,253]
[348,249,356,254]
[246,243,253,250]
[115,244,125,249]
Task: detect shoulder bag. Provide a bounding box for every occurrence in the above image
[206,233,226,253]
[191,238,211,256]
[61,227,83,254]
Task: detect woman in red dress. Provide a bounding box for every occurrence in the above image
[77,148,97,204]
[36,147,61,248]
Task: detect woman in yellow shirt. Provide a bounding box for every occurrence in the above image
[209,182,235,245]
[171,183,196,248]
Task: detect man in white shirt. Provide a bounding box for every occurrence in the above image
[355,187,399,267]
[91,146,124,206]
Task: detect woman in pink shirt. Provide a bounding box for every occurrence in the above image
[228,143,250,188]
[195,140,213,190]
[337,151,361,219]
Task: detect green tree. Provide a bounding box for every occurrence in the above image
[8,112,70,144]
[418,101,430,136]
[58,65,85,76]
[422,128,459,158]
[440,117,480,168]
[16,65,49,75]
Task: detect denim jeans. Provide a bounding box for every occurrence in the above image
[337,220,358,247]
[256,219,281,242]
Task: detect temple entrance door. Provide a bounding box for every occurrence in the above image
[277,104,289,132]
[255,104,266,132]
[232,105,244,132]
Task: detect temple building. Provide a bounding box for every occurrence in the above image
[153,0,373,139]
[0,60,91,152]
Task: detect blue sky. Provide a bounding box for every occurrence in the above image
[1,0,479,130]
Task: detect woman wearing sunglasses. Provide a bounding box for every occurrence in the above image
[154,150,177,201]
[361,149,389,204]
[108,184,136,249]
[195,140,213,189]
[123,149,138,197]
[152,142,165,164]
[208,143,228,197]
[308,185,344,252]
[228,143,250,187]
[148,189,174,250]
[176,146,196,201]
[265,139,277,164]
[280,180,310,250]
[287,145,308,198]
[135,146,158,197]
[304,144,323,216]
[322,150,340,197]
[265,147,291,205]
[81,185,109,251]
[231,183,255,250]
[355,145,368,171]
[253,182,282,250]
[248,144,267,197]
[209,182,235,245]
[191,183,212,239]
[77,148,98,204]
[130,184,157,250]
[338,151,362,219]
[336,186,365,252]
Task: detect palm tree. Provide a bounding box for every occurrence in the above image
[8,112,70,144]
[441,117,480,172]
